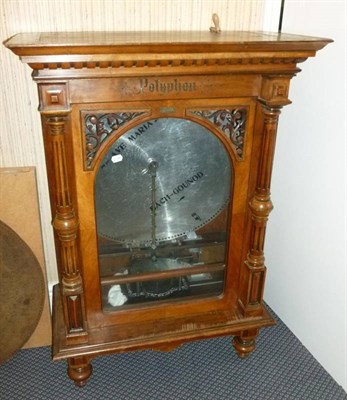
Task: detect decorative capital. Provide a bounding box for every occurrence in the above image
[46,115,69,135]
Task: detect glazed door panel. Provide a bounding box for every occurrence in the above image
[72,98,256,328]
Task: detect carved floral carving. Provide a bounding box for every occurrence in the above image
[83,111,148,169]
[189,108,247,158]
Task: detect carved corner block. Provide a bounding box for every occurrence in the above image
[260,76,292,107]
[39,83,70,113]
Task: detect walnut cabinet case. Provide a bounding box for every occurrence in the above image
[5,31,331,386]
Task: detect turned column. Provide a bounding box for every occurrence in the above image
[39,84,88,340]
[237,76,293,317]
[233,106,281,357]
[238,105,281,316]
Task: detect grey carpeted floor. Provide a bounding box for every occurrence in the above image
[0,308,346,400]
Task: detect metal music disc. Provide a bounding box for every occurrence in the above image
[95,118,231,246]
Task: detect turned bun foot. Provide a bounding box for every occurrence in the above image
[67,357,93,387]
[232,329,258,358]
[233,336,256,358]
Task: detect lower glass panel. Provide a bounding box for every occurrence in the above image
[99,230,227,310]
[102,269,225,310]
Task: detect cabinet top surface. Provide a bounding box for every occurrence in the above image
[5,31,332,55]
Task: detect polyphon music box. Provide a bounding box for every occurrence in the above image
[5,28,331,385]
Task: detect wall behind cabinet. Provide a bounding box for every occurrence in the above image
[0,0,265,284]
[264,0,347,391]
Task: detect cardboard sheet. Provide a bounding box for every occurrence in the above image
[0,167,51,348]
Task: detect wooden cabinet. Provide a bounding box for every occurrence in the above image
[5,31,331,386]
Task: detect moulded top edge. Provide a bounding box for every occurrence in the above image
[4,30,333,56]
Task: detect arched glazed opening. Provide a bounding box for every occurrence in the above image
[94,117,233,310]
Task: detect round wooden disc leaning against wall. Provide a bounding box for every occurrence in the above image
[0,220,45,364]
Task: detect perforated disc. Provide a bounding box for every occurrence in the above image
[95,118,231,246]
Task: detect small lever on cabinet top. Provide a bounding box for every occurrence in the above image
[210,13,221,33]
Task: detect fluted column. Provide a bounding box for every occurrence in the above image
[44,110,87,339]
[238,75,292,317]
[239,106,281,316]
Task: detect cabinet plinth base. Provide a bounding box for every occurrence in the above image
[52,285,275,384]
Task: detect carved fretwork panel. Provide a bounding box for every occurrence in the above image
[82,111,149,170]
[188,108,247,159]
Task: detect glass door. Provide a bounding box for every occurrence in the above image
[94,118,232,310]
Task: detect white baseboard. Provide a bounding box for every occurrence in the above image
[47,282,57,313]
